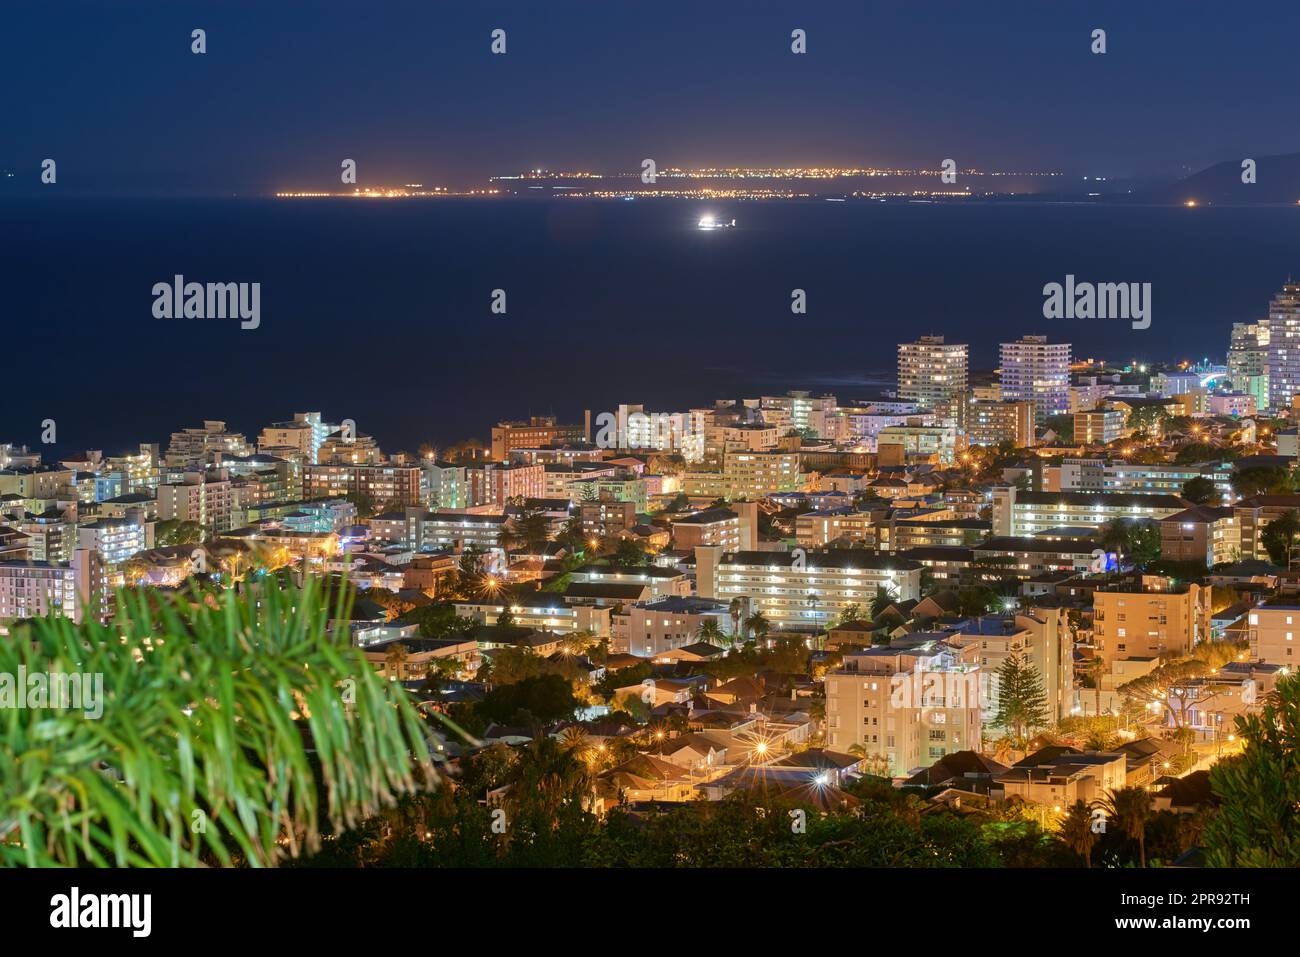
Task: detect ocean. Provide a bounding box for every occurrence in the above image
[3,196,1299,456]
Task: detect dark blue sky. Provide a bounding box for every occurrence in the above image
[4,1,1299,194]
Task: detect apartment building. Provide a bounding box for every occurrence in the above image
[968,399,1036,448]
[104,444,160,495]
[0,465,75,500]
[671,504,757,552]
[991,487,1188,537]
[876,423,960,467]
[620,596,734,657]
[999,336,1071,423]
[1159,505,1239,566]
[490,416,586,460]
[1266,281,1300,412]
[890,516,989,551]
[455,593,611,637]
[303,462,424,509]
[156,473,234,534]
[567,475,648,512]
[165,421,251,468]
[579,496,637,540]
[898,336,969,411]
[0,548,105,624]
[542,463,619,499]
[317,430,382,465]
[466,461,544,507]
[1092,581,1211,666]
[370,507,506,552]
[257,412,334,464]
[972,537,1103,580]
[795,507,886,548]
[951,607,1075,724]
[424,461,467,509]
[13,511,75,562]
[77,516,149,565]
[1245,605,1300,667]
[824,638,982,776]
[1042,458,1230,498]
[1074,408,1129,445]
[682,451,802,500]
[700,547,923,632]
[1233,494,1300,562]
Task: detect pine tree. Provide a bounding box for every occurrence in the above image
[992,653,1049,743]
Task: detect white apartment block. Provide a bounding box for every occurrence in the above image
[1246,606,1300,668]
[898,336,968,410]
[699,547,923,632]
[1266,282,1300,412]
[77,516,149,565]
[1000,336,1071,423]
[156,474,233,534]
[165,421,251,468]
[0,548,105,624]
[825,639,983,777]
[991,487,1189,537]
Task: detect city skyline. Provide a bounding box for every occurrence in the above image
[3,0,1298,906]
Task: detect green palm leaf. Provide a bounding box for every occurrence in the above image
[0,578,438,867]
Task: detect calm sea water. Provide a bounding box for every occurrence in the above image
[3,197,1299,456]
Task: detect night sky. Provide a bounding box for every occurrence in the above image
[4,1,1300,194]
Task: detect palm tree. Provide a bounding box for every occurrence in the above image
[696,619,728,647]
[1093,786,1154,868]
[1100,518,1129,559]
[0,579,436,866]
[1057,800,1099,867]
[868,586,895,621]
[384,642,410,681]
[728,598,745,638]
[743,610,770,642]
[1085,653,1106,717]
[558,725,590,755]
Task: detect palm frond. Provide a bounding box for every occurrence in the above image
[0,577,438,867]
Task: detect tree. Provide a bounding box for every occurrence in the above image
[696,619,728,647]
[383,641,410,680]
[478,673,580,727]
[1205,673,1300,866]
[1261,509,1300,566]
[1118,642,1248,734]
[1181,475,1217,505]
[868,586,895,621]
[1233,465,1293,498]
[1045,414,1074,443]
[612,538,650,568]
[517,508,552,554]
[1057,800,1099,867]
[0,579,436,866]
[1092,786,1154,868]
[991,654,1049,743]
[155,518,204,546]
[406,603,477,640]
[1100,518,1160,568]
[728,598,745,638]
[742,610,770,641]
